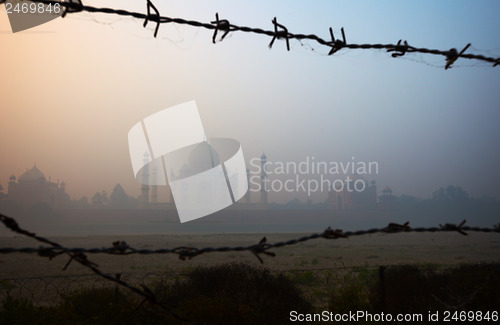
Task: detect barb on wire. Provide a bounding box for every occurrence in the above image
[269,17,290,51]
[387,40,409,57]
[111,240,130,253]
[143,0,160,38]
[4,0,499,68]
[323,226,348,239]
[250,237,276,264]
[385,221,410,233]
[211,12,232,44]
[440,220,468,236]
[63,252,97,271]
[445,43,471,69]
[327,27,346,55]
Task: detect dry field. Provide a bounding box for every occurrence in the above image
[1,231,499,278]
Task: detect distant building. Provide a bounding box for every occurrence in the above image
[260,153,268,209]
[140,152,151,209]
[378,186,397,210]
[171,141,230,208]
[138,145,268,210]
[328,175,377,210]
[6,164,71,209]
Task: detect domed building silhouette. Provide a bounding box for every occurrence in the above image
[178,141,221,177]
[138,142,266,210]
[6,164,71,209]
[172,141,233,207]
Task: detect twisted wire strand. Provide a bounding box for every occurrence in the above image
[2,0,499,67]
[0,213,200,325]
[1,213,499,262]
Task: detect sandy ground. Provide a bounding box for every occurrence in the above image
[1,231,499,278]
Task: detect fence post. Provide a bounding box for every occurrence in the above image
[379,266,386,312]
[114,273,121,297]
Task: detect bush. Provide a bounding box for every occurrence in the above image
[382,263,500,313]
[56,288,136,325]
[328,267,379,314]
[155,262,314,324]
[0,295,42,325]
[3,263,498,325]
[0,263,312,325]
[326,263,500,325]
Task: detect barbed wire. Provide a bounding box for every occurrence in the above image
[1,215,499,262]
[0,213,197,324]
[2,0,499,68]
[1,213,499,322]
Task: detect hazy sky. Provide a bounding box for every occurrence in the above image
[1,0,499,203]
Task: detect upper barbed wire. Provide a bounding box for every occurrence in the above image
[2,0,499,68]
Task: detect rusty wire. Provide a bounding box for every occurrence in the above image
[1,213,499,323]
[0,213,198,324]
[1,214,499,263]
[1,0,499,68]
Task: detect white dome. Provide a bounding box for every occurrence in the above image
[178,142,220,178]
[19,164,46,182]
[188,141,220,167]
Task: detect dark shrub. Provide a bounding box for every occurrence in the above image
[327,263,500,324]
[154,262,313,325]
[382,263,500,313]
[56,288,136,325]
[0,295,41,325]
[327,267,379,314]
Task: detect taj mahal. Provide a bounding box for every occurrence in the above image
[4,164,71,209]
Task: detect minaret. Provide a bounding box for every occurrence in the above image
[260,153,268,207]
[140,152,150,209]
[7,175,16,200]
[168,169,175,204]
[328,185,334,210]
[244,168,251,203]
[151,166,158,204]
